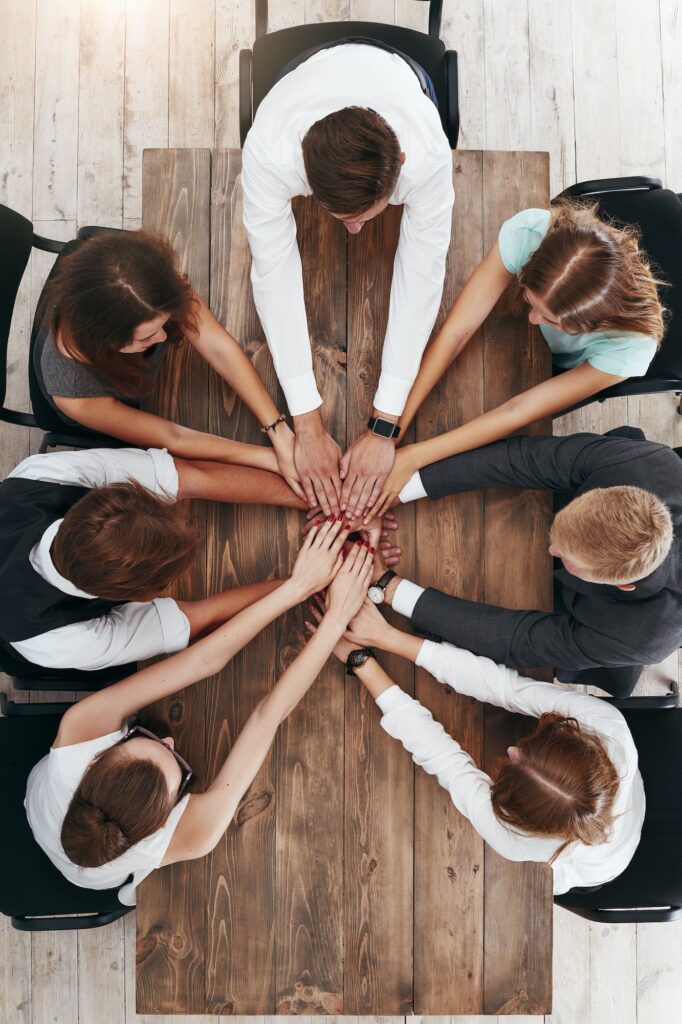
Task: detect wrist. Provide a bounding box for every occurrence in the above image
[293,409,324,436]
[383,574,402,607]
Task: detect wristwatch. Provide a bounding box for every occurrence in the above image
[346,647,376,676]
[367,415,400,440]
[368,569,396,605]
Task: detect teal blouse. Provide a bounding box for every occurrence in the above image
[497,208,657,378]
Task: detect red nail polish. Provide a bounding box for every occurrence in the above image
[337,513,343,521]
[328,514,334,522]
[315,520,322,527]
[370,546,375,554]
[356,540,362,547]
[344,523,352,529]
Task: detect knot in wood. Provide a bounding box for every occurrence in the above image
[236,788,272,826]
[168,700,184,723]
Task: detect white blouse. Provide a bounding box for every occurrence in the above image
[376,640,645,894]
[25,727,190,906]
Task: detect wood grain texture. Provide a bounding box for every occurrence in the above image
[344,206,415,1014]
[169,0,215,148]
[77,919,126,1024]
[413,150,486,1015]
[136,148,212,1016]
[481,150,553,1016]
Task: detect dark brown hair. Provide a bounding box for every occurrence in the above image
[517,200,666,343]
[51,480,197,601]
[61,746,173,867]
[47,230,198,397]
[302,106,401,215]
[490,713,621,862]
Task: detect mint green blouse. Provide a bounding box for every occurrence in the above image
[497,208,657,378]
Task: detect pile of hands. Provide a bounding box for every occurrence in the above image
[267,409,419,526]
[288,514,395,665]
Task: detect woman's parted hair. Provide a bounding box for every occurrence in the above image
[61,745,173,868]
[47,230,198,397]
[517,199,666,343]
[51,480,197,601]
[490,712,621,861]
[302,106,402,215]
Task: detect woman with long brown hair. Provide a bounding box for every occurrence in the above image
[306,595,644,893]
[365,200,666,520]
[34,230,305,499]
[25,520,374,904]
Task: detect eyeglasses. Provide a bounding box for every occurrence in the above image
[118,725,194,798]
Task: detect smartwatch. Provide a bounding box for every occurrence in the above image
[367,415,400,440]
[346,647,376,676]
[368,569,396,605]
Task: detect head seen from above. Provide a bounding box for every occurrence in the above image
[48,230,198,396]
[548,485,673,588]
[518,200,666,342]
[492,712,620,859]
[302,106,404,233]
[61,731,186,868]
[51,480,198,601]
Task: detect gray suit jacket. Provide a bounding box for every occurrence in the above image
[412,432,682,681]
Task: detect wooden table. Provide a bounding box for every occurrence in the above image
[137,148,553,1016]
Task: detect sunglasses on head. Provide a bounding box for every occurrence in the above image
[118,725,194,798]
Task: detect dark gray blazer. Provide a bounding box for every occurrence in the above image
[412,432,682,686]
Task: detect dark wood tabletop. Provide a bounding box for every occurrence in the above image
[137,147,553,1016]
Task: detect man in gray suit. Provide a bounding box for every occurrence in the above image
[366,429,682,697]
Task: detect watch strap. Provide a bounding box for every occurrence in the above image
[367,415,400,440]
[345,646,376,676]
[375,569,396,591]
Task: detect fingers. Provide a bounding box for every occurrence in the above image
[361,478,384,524]
[309,475,330,517]
[301,472,318,510]
[379,542,401,566]
[319,475,340,517]
[353,477,376,520]
[311,514,345,549]
[339,471,356,514]
[345,475,367,519]
[286,474,307,501]
[339,448,351,484]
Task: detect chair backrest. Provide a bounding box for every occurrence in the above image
[251,23,455,146]
[0,713,124,921]
[0,640,136,692]
[556,707,682,912]
[587,188,682,381]
[0,204,34,410]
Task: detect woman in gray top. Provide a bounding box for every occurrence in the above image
[35,230,304,499]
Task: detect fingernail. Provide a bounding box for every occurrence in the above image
[344,523,352,529]
[315,520,322,527]
[364,540,370,548]
[370,546,375,554]
[337,513,343,521]
[328,514,334,522]
[356,540,363,547]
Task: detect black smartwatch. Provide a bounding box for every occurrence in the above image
[367,415,400,440]
[368,569,396,605]
[346,647,376,676]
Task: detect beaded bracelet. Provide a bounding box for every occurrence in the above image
[260,413,286,434]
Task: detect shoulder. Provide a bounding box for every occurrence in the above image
[498,208,552,274]
[40,336,112,400]
[586,332,658,378]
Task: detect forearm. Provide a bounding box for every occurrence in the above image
[357,621,424,663]
[169,426,278,470]
[179,579,286,639]
[354,656,396,700]
[176,458,307,509]
[399,324,473,437]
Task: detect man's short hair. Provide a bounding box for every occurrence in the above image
[302,106,401,215]
[51,480,197,601]
[550,485,674,584]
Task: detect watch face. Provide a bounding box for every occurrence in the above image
[368,585,384,605]
[372,417,396,439]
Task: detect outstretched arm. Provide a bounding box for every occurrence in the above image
[162,540,374,864]
[54,517,350,746]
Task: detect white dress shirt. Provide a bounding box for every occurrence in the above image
[242,43,455,417]
[25,727,190,905]
[376,640,644,893]
[8,448,190,670]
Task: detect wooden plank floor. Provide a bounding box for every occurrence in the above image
[1,1,681,1021]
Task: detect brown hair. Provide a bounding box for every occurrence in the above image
[51,480,197,601]
[47,230,198,397]
[491,713,621,862]
[61,746,173,867]
[550,485,673,584]
[517,200,666,343]
[302,106,401,215]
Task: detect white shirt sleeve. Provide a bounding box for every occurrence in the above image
[8,448,179,498]
[11,597,190,670]
[375,684,550,862]
[242,140,322,417]
[373,157,454,415]
[392,578,426,619]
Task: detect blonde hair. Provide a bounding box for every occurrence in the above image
[550,486,673,584]
[517,199,666,344]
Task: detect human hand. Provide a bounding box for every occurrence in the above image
[293,410,343,515]
[304,591,354,662]
[325,539,375,626]
[270,422,306,501]
[339,430,396,520]
[288,515,347,600]
[344,597,391,649]
[364,445,419,521]
[301,507,402,567]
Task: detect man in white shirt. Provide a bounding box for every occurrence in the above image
[0,448,290,672]
[242,42,454,521]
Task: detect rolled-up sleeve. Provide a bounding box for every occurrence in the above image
[8,447,179,499]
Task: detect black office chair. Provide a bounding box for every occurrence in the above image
[0,203,129,453]
[239,0,459,149]
[551,176,682,416]
[0,698,132,931]
[0,642,137,694]
[555,693,682,924]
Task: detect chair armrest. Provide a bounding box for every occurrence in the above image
[12,908,131,932]
[0,695,73,716]
[556,176,662,201]
[31,233,66,254]
[600,694,679,710]
[555,903,681,924]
